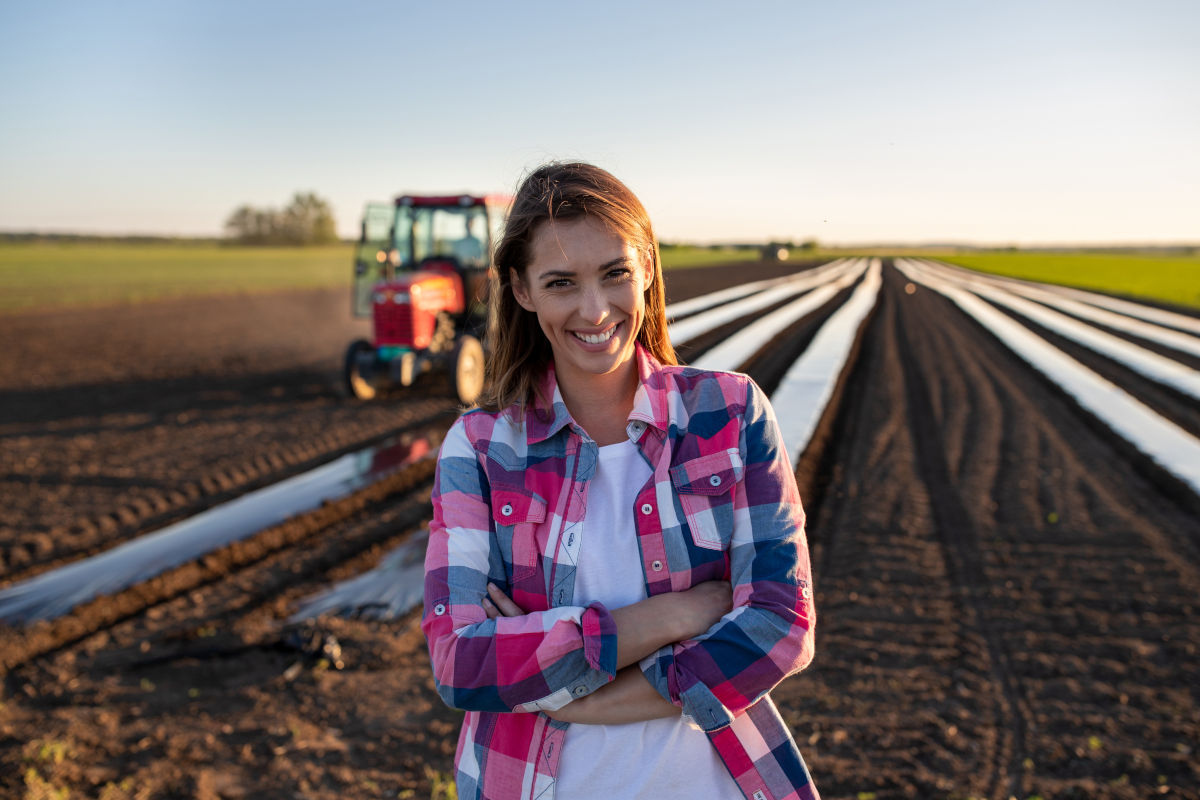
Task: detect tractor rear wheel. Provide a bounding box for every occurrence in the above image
[452,335,485,405]
[344,339,379,400]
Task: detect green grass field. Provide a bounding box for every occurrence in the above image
[933,251,1200,310]
[0,241,353,313]
[659,245,763,270]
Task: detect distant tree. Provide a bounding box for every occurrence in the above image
[799,238,819,251]
[224,192,337,246]
[279,192,337,245]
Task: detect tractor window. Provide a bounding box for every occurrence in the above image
[392,206,416,269]
[411,207,489,267]
[353,203,397,317]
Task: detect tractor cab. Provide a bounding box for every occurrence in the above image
[346,194,508,403]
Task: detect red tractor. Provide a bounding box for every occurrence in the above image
[344,194,508,404]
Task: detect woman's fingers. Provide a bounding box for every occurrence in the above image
[486,582,524,617]
[482,597,499,619]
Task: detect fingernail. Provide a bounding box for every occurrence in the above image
[487,582,497,592]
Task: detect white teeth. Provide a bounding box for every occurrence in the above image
[574,326,617,344]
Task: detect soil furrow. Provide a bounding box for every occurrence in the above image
[891,267,1033,799]
[890,265,1200,797]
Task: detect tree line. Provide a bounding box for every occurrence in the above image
[224,192,338,246]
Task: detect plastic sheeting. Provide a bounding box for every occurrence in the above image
[692,259,869,373]
[0,433,433,624]
[896,258,1200,495]
[772,260,883,463]
[290,529,429,622]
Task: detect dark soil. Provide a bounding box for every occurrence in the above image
[1,260,1197,799]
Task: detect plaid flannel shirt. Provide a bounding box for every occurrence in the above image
[423,344,819,800]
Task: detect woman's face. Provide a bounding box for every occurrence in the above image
[512,215,650,387]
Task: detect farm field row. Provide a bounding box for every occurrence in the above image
[1,258,1198,798]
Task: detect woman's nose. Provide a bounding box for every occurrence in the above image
[579,285,609,323]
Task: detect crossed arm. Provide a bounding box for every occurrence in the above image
[482,580,731,725]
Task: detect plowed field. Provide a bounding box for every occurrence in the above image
[1,260,1197,800]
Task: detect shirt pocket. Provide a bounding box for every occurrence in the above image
[669,448,744,551]
[491,489,547,581]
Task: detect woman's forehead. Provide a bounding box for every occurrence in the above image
[527,216,640,272]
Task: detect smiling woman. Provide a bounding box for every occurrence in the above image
[421,163,820,800]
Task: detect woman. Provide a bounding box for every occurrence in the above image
[423,163,818,800]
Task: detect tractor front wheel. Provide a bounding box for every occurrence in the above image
[452,335,485,405]
[344,339,379,400]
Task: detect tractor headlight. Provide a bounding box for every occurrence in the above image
[392,292,410,304]
[372,291,388,304]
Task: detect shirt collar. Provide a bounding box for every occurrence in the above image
[525,343,671,445]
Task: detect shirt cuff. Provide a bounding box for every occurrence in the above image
[513,601,618,713]
[638,645,735,731]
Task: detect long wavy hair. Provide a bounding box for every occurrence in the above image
[478,162,677,416]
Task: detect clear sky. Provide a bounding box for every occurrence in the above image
[1,0,1196,245]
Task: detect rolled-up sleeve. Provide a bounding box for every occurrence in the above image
[640,378,815,731]
[422,416,618,713]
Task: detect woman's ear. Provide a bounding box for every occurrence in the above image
[510,268,536,312]
[640,249,656,291]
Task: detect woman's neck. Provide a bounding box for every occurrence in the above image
[556,360,638,446]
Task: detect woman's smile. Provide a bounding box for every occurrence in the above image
[572,320,620,346]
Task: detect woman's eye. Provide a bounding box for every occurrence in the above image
[607,268,632,280]
[546,278,571,289]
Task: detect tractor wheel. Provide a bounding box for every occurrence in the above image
[344,339,379,400]
[452,335,485,405]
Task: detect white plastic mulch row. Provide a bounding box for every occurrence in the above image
[690,259,868,373]
[913,260,1200,401]
[0,436,432,624]
[667,258,856,344]
[664,257,847,321]
[771,259,883,462]
[1029,279,1200,337]
[896,259,1200,495]
[928,260,1200,359]
[290,529,429,622]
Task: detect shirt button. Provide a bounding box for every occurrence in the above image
[501,503,513,517]
[801,587,812,599]
[573,685,587,696]
[651,560,663,571]
[709,475,722,487]
[433,603,446,615]
[640,503,653,515]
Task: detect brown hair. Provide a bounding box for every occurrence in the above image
[477,162,677,415]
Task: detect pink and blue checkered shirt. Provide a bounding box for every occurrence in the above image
[423,345,819,800]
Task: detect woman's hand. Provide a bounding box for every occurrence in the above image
[670,580,733,641]
[482,582,523,618]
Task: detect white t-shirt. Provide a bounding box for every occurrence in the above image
[555,439,742,799]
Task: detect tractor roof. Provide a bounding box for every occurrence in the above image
[395,194,510,208]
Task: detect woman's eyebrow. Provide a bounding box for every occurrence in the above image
[596,256,632,270]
